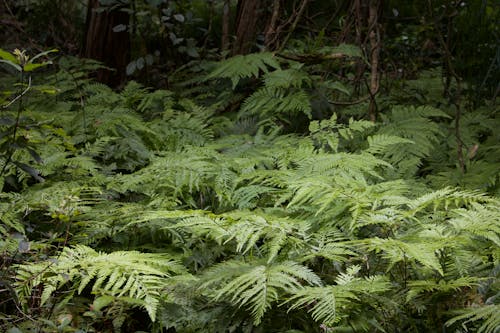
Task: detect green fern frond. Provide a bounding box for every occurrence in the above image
[298,236,356,264]
[119,80,150,108]
[172,215,230,243]
[166,209,309,262]
[200,259,322,325]
[286,273,390,325]
[0,195,24,235]
[446,304,500,333]
[15,245,188,322]
[137,89,175,118]
[407,187,492,214]
[364,237,445,275]
[231,184,279,209]
[376,105,450,176]
[366,134,415,155]
[240,88,312,118]
[83,82,121,106]
[109,149,222,201]
[205,52,280,89]
[223,211,309,262]
[263,66,312,89]
[406,277,479,302]
[449,202,500,246]
[309,113,375,152]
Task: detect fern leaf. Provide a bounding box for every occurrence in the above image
[446,304,500,333]
[205,52,280,89]
[287,274,390,325]
[201,259,321,325]
[15,245,188,322]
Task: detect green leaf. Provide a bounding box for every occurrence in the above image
[323,80,350,95]
[92,295,115,311]
[0,59,22,72]
[28,48,58,63]
[23,61,52,72]
[7,328,23,333]
[0,48,18,63]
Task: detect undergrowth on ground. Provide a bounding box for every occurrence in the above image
[0,50,499,333]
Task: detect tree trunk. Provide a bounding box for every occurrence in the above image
[83,0,130,87]
[367,0,381,122]
[264,0,281,50]
[232,0,262,55]
[221,0,231,52]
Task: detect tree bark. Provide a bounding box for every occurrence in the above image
[83,0,130,87]
[221,0,231,52]
[264,0,281,50]
[232,0,262,55]
[367,0,381,122]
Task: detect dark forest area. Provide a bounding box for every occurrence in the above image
[0,1,499,332]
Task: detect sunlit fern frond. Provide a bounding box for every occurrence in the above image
[286,268,390,326]
[200,259,322,325]
[15,245,188,322]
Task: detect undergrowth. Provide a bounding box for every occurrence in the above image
[0,51,499,333]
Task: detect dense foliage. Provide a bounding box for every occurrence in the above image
[1,1,499,332]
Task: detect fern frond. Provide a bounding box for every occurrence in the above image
[223,211,309,262]
[166,209,309,263]
[286,273,390,325]
[375,105,450,176]
[406,277,479,302]
[446,304,500,333]
[240,87,312,118]
[366,134,415,155]
[137,89,175,118]
[201,259,321,325]
[205,52,280,89]
[449,202,500,246]
[407,187,492,214]
[263,66,312,89]
[364,237,445,275]
[15,245,188,322]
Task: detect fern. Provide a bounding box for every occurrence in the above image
[240,87,312,118]
[406,187,492,214]
[200,259,322,325]
[287,268,390,325]
[363,237,445,275]
[446,304,500,333]
[448,202,500,246]
[15,245,188,321]
[375,105,450,177]
[205,52,281,89]
[309,113,375,152]
[406,277,479,302]
[2,54,499,333]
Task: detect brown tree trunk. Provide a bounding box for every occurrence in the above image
[367,0,381,122]
[232,0,262,55]
[83,0,130,87]
[264,0,281,50]
[340,0,381,121]
[221,0,231,52]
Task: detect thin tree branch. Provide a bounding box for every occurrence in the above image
[264,0,281,50]
[277,0,309,52]
[328,94,371,106]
